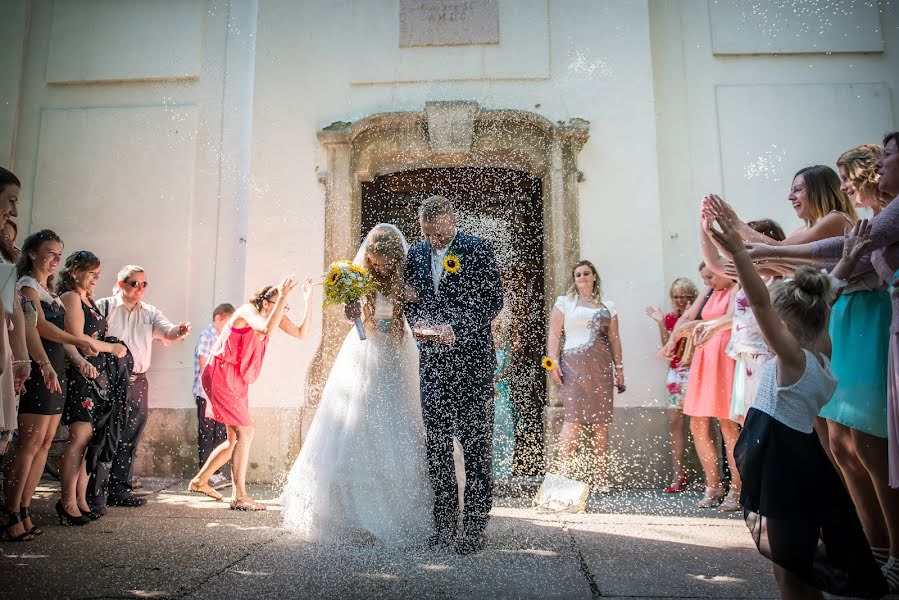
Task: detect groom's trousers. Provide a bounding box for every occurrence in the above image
[420,347,495,538]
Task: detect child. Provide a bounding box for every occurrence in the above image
[710,213,886,599]
[646,277,698,493]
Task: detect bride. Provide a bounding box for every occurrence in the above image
[282,224,434,546]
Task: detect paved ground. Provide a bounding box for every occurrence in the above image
[0,477,781,599]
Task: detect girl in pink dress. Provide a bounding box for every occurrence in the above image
[189,274,313,510]
[678,264,739,509]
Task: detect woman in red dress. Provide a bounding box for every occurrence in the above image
[189,274,312,510]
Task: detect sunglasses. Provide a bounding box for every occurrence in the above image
[125,280,148,289]
[671,295,694,300]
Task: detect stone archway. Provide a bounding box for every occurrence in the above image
[304,101,588,465]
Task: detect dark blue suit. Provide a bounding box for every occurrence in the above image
[405,231,503,538]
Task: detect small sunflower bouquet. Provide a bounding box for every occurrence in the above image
[322,260,377,340]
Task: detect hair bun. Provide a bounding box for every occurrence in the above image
[793,266,831,297]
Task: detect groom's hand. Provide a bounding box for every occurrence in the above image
[435,324,455,345]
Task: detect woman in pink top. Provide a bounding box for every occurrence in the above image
[189,274,313,511]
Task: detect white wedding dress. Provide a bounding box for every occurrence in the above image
[281,291,434,547]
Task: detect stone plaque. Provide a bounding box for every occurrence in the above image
[400,0,499,47]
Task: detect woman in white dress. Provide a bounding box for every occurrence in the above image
[282,224,434,547]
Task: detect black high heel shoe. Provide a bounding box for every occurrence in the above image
[80,508,101,521]
[2,507,34,542]
[55,501,89,526]
[20,506,44,536]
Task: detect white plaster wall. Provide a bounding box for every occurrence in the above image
[651,0,899,304]
[248,0,668,409]
[0,0,29,166]
[11,0,257,410]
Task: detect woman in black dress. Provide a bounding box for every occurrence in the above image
[58,251,129,524]
[2,231,98,535]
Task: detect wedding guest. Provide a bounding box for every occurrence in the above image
[547,260,624,492]
[95,265,191,508]
[713,212,887,599]
[0,169,36,542]
[677,262,739,509]
[4,230,97,538]
[194,303,235,489]
[57,251,131,524]
[1,219,19,262]
[698,209,786,430]
[744,132,899,589]
[189,274,312,510]
[839,144,891,216]
[645,277,698,493]
[491,314,517,480]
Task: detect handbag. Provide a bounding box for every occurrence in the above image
[677,287,714,368]
[533,473,589,513]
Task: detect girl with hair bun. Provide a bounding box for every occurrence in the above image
[710,212,887,599]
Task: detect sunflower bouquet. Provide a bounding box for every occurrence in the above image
[322,260,377,340]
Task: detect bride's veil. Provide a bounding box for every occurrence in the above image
[352,223,410,267]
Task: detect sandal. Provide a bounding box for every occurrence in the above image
[696,485,726,508]
[229,497,267,511]
[2,507,34,543]
[188,479,223,501]
[718,489,741,512]
[20,506,43,536]
[665,473,689,494]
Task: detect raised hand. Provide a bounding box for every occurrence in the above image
[709,213,745,255]
[644,306,664,323]
[707,194,738,222]
[176,322,192,337]
[278,273,298,296]
[302,276,314,301]
[842,219,872,261]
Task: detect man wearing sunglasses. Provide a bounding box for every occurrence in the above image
[95,265,191,507]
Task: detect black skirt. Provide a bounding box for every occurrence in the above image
[735,408,887,598]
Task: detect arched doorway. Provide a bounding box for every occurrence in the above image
[306,101,589,475]
[361,166,546,475]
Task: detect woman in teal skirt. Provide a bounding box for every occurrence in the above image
[492,332,517,480]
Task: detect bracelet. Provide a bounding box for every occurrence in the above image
[38,359,50,368]
[11,359,30,366]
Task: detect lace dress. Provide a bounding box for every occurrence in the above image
[281,292,434,547]
[555,295,617,425]
[735,350,887,597]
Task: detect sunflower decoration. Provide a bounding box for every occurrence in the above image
[541,356,556,372]
[322,260,376,306]
[443,253,461,274]
[327,267,341,286]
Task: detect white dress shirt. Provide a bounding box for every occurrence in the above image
[429,232,457,293]
[95,294,180,374]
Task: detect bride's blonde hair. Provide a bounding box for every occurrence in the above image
[363,226,406,339]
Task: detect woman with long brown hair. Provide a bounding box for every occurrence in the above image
[189,271,311,510]
[546,260,624,493]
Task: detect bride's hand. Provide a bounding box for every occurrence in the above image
[402,284,420,304]
[344,301,362,321]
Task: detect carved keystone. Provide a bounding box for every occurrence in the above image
[425,100,478,154]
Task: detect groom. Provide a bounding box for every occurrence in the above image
[405,195,503,555]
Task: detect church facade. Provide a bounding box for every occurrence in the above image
[2,0,897,483]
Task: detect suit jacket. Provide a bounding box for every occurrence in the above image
[404,230,503,365]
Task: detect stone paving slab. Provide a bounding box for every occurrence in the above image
[1,479,791,599]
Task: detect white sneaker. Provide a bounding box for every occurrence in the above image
[209,473,232,490]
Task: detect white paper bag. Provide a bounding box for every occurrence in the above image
[533,473,589,513]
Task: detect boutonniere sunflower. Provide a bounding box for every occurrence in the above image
[541,356,556,372]
[443,253,461,274]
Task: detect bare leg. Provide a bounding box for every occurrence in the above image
[772,564,823,600]
[689,416,721,489]
[852,429,899,557]
[813,417,835,468]
[21,415,62,512]
[76,459,90,514]
[667,409,687,484]
[192,427,236,485]
[3,414,51,539]
[828,421,889,548]
[230,425,255,501]
[589,423,610,486]
[557,421,582,478]
[720,419,742,494]
[60,421,91,516]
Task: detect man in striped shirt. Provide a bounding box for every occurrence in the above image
[194,303,235,489]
